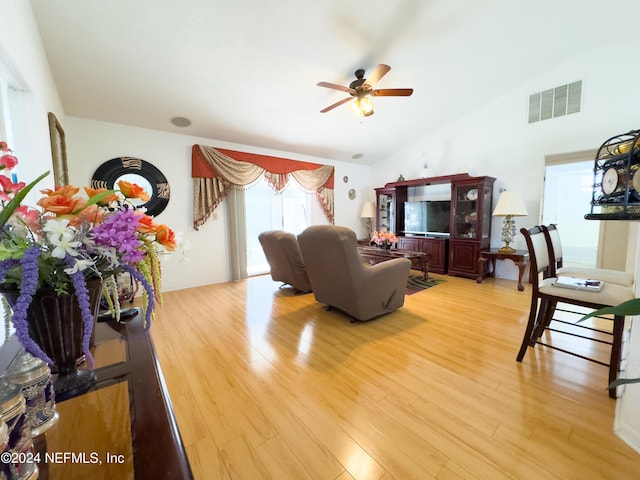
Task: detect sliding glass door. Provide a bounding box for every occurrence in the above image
[245,178,311,275]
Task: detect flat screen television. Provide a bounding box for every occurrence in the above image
[404,200,451,237]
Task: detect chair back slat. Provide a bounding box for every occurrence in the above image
[520,226,549,280]
[543,224,563,276]
[548,226,563,261]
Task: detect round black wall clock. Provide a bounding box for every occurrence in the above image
[91,157,170,217]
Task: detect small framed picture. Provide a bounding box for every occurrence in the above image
[48,112,69,186]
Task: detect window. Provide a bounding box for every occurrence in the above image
[245,177,311,275]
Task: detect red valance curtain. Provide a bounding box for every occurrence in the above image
[192,145,335,229]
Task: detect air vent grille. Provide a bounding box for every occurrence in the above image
[528,80,582,124]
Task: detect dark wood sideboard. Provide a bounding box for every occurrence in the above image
[397,236,448,274]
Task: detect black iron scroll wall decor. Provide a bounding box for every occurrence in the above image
[91,157,170,217]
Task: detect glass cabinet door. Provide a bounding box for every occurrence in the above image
[480,184,492,239]
[376,191,395,232]
[452,184,480,239]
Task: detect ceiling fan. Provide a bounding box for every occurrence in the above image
[317,64,413,117]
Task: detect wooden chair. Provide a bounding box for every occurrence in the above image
[517,226,634,398]
[541,224,634,286]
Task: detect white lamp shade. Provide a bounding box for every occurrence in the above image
[493,191,528,217]
[360,201,377,218]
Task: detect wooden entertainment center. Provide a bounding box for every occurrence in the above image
[374,173,496,279]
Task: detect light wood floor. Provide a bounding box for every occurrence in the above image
[150,273,640,480]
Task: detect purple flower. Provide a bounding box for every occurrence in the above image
[64,255,96,368]
[0,258,20,283]
[91,208,142,265]
[10,246,53,364]
[121,264,154,332]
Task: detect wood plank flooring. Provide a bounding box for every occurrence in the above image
[150,273,640,479]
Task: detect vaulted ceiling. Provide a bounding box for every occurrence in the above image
[30,0,635,164]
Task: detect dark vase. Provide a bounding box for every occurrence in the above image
[2,280,103,401]
[381,244,392,250]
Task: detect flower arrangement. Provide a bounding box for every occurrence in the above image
[0,142,177,367]
[370,229,398,248]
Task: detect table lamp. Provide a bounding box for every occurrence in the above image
[360,201,376,239]
[492,191,528,253]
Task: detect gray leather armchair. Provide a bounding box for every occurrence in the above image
[297,225,410,321]
[258,230,312,293]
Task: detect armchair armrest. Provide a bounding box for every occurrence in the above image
[360,258,411,309]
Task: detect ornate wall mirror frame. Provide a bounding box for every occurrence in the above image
[48,112,69,185]
[91,157,170,217]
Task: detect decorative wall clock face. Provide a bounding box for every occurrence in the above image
[91,157,170,216]
[602,167,619,195]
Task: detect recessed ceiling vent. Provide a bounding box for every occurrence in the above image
[528,80,582,124]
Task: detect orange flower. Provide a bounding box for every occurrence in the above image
[72,204,105,226]
[37,193,87,215]
[40,185,80,198]
[117,180,150,202]
[84,186,119,205]
[155,224,177,251]
[135,212,157,234]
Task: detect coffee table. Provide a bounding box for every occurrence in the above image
[358,246,430,279]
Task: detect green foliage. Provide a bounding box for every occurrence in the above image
[0,171,49,231]
[581,298,640,389]
[610,377,640,388]
[580,298,640,321]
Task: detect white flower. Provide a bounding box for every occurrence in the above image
[173,233,191,263]
[43,218,71,236]
[63,258,94,274]
[93,245,119,268]
[49,230,82,259]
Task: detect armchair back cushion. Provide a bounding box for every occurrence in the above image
[297,225,410,321]
[258,230,312,292]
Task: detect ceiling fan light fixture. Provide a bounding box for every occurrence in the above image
[351,96,374,117]
[318,64,410,115]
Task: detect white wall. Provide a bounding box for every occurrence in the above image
[5,0,640,450]
[65,117,372,291]
[615,223,640,453]
[0,0,64,200]
[371,39,640,280]
[371,38,640,453]
[0,1,373,293]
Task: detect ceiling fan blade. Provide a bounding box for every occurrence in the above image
[320,97,352,113]
[371,88,414,97]
[317,81,354,94]
[365,64,391,87]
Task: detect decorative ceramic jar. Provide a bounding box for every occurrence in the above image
[0,380,38,479]
[5,350,58,437]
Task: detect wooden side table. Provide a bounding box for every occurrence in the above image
[477,249,530,291]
